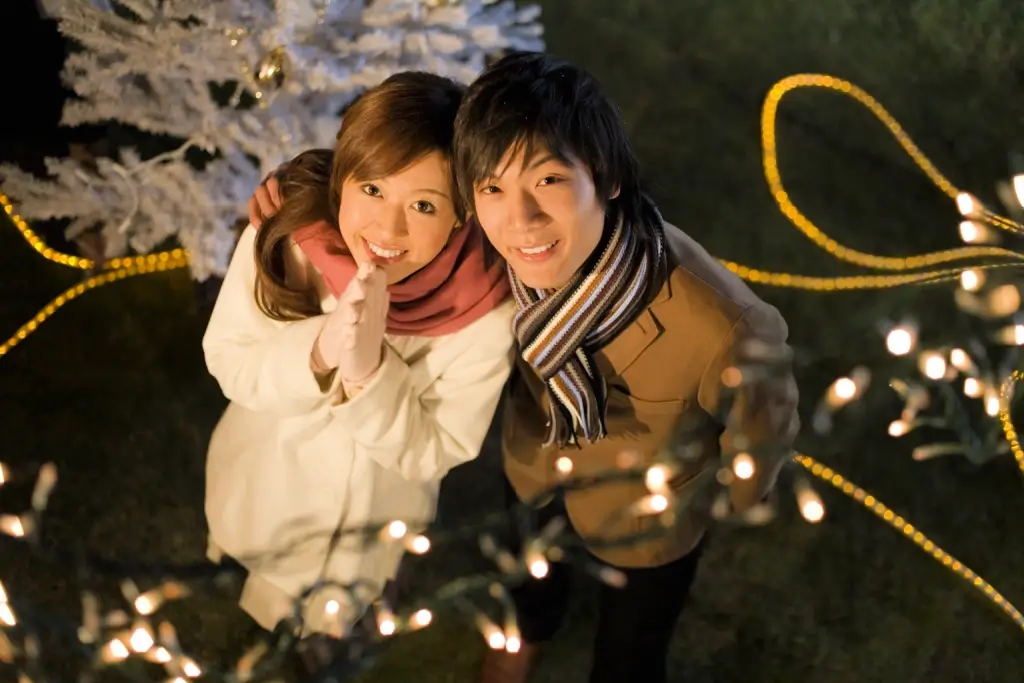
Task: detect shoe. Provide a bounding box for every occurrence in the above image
[479,643,540,683]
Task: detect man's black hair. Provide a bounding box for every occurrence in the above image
[453,51,646,229]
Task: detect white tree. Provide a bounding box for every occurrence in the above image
[4,0,544,281]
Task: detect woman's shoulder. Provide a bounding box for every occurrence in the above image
[432,299,516,355]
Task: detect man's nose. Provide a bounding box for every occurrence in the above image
[507,189,546,232]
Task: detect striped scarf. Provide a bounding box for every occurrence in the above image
[511,200,667,447]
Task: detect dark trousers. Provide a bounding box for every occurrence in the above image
[503,478,705,683]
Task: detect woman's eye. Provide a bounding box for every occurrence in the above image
[361,184,381,197]
[478,185,500,195]
[539,176,560,186]
[412,200,436,214]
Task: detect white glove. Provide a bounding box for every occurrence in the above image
[313,262,389,386]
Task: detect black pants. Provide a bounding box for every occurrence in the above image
[503,478,705,683]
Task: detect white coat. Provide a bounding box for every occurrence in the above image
[203,226,515,636]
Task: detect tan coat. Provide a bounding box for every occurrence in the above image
[501,223,800,569]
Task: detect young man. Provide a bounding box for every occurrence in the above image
[452,52,799,683]
[248,53,798,683]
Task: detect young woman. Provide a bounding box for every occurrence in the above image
[202,72,515,662]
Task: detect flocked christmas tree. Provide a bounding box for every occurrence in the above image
[0,0,544,281]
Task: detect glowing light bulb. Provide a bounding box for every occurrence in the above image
[949,348,972,372]
[918,352,947,380]
[487,630,506,650]
[129,626,154,653]
[505,635,522,653]
[324,600,340,615]
[888,420,908,437]
[956,192,977,216]
[0,462,8,486]
[963,377,982,397]
[386,520,407,539]
[795,481,825,523]
[732,453,755,480]
[986,394,1001,417]
[959,220,978,242]
[526,548,549,579]
[378,616,396,636]
[408,534,431,554]
[885,326,915,355]
[801,499,825,523]
[0,603,15,627]
[1014,174,1024,208]
[994,324,1024,346]
[412,609,432,629]
[101,639,130,663]
[834,377,856,399]
[644,464,671,492]
[134,594,156,615]
[181,658,202,678]
[959,269,983,292]
[0,515,24,538]
[554,456,573,476]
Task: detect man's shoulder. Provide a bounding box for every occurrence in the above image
[652,222,785,342]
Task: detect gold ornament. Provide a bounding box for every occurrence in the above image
[253,47,288,91]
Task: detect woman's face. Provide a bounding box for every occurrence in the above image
[337,151,459,284]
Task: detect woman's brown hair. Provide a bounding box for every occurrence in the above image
[253,71,466,321]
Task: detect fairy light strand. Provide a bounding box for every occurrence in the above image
[759,73,1024,271]
[998,370,1024,476]
[1,191,189,272]
[795,453,1024,630]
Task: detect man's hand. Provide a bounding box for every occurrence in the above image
[313,263,389,386]
[248,171,284,228]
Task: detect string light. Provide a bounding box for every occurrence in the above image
[796,453,1023,629]
[760,74,1024,271]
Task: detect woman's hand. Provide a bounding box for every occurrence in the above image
[314,263,389,385]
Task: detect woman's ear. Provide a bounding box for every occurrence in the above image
[609,186,621,200]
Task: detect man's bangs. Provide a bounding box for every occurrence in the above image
[468,125,571,188]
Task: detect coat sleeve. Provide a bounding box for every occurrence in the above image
[328,303,516,484]
[203,225,341,415]
[696,303,800,514]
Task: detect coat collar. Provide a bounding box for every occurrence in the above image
[593,270,680,378]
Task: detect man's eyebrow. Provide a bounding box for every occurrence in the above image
[525,153,562,171]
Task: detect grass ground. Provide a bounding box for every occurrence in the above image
[3,1,1024,681]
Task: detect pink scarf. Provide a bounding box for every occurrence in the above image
[292,219,510,337]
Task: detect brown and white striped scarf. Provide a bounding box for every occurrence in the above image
[511,199,668,447]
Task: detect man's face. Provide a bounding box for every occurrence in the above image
[472,145,610,290]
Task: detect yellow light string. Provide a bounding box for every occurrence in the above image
[0,191,190,358]
[717,259,1023,291]
[795,453,1024,631]
[1,190,189,271]
[760,73,1024,271]
[998,371,1024,477]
